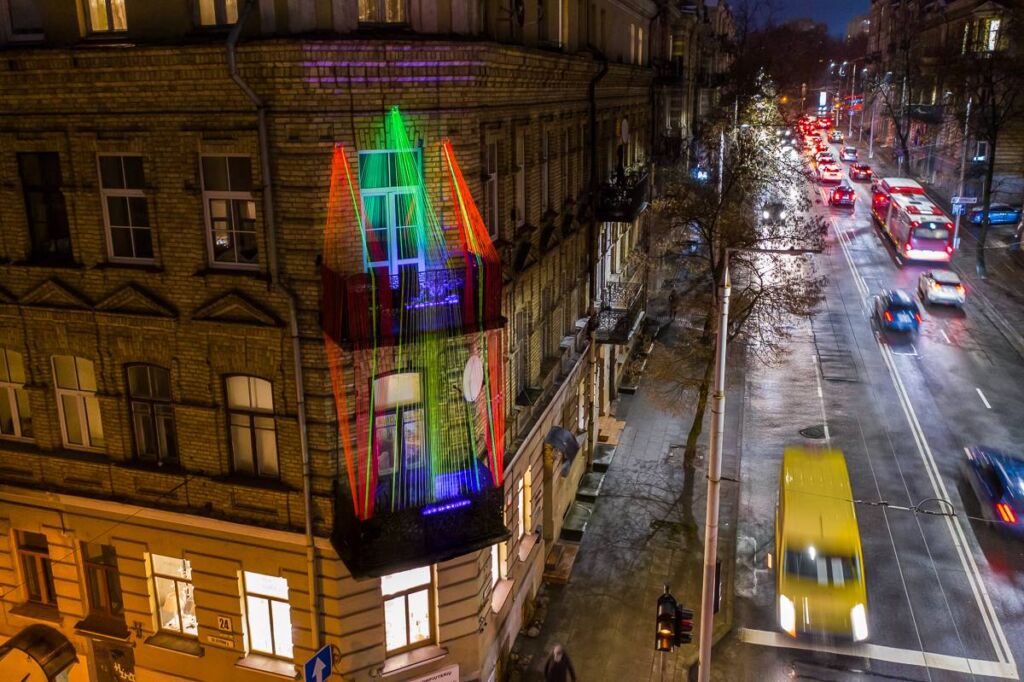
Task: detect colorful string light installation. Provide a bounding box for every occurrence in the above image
[322,107,504,521]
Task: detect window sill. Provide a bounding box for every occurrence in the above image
[118,458,185,475]
[381,644,448,677]
[194,266,268,281]
[48,448,109,464]
[145,632,204,657]
[75,614,129,641]
[12,258,84,270]
[235,653,297,679]
[9,602,61,623]
[93,261,163,273]
[211,474,293,493]
[490,578,515,614]
[518,531,540,562]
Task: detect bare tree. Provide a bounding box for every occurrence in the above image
[649,77,827,464]
[864,5,920,176]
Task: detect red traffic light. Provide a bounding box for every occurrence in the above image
[676,606,695,646]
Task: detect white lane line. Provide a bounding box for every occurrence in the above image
[810,356,831,444]
[833,207,1017,670]
[977,388,992,409]
[740,628,1019,680]
[941,329,951,344]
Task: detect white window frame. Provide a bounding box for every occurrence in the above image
[151,554,197,637]
[359,0,407,23]
[98,154,153,263]
[514,130,526,228]
[358,149,426,276]
[381,566,435,655]
[523,467,533,533]
[541,130,550,212]
[986,17,1001,52]
[0,348,31,441]
[200,154,258,269]
[53,355,104,450]
[83,0,127,34]
[483,140,499,239]
[516,476,526,539]
[241,571,293,660]
[974,140,989,162]
[197,0,239,26]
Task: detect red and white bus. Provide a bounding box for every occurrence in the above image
[871,178,954,262]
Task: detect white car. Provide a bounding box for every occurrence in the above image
[917,269,965,307]
[840,146,858,162]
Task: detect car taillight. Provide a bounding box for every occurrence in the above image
[905,243,912,253]
[915,312,922,323]
[996,502,1017,524]
[946,245,953,254]
[833,191,839,199]
[884,311,893,322]
[957,284,965,293]
[932,282,941,290]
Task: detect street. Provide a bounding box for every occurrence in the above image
[718,137,1024,681]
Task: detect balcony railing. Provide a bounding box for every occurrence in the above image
[595,170,649,223]
[595,277,645,345]
[322,260,504,348]
[908,104,944,124]
[331,485,508,578]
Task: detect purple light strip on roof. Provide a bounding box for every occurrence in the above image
[305,76,476,84]
[302,60,482,68]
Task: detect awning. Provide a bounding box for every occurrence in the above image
[0,624,78,681]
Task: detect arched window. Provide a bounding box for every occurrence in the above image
[127,365,177,465]
[225,376,277,478]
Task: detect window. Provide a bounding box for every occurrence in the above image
[359,0,405,23]
[53,356,104,449]
[973,140,989,162]
[198,0,238,26]
[637,27,644,65]
[483,141,499,239]
[359,149,425,275]
[6,0,42,35]
[372,373,425,508]
[514,130,526,227]
[562,129,572,205]
[516,476,525,539]
[630,24,636,64]
[242,571,293,660]
[985,17,1001,51]
[84,0,127,33]
[151,555,197,636]
[82,543,124,618]
[541,131,550,212]
[98,155,152,261]
[514,310,532,396]
[523,467,533,533]
[541,287,554,356]
[201,156,257,267]
[381,566,433,654]
[17,531,55,606]
[128,365,177,466]
[226,376,278,478]
[17,153,71,263]
[490,544,502,588]
[0,349,32,440]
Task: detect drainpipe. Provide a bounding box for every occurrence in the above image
[586,54,609,464]
[228,0,322,649]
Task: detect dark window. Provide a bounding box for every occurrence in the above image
[17,153,72,264]
[7,0,43,34]
[127,365,177,466]
[99,155,152,261]
[82,543,124,618]
[17,531,55,606]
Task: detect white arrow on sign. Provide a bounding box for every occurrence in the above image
[312,658,327,682]
[951,196,978,204]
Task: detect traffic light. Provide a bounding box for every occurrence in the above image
[675,605,694,646]
[656,591,677,652]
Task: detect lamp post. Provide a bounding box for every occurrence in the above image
[696,246,819,682]
[953,94,972,250]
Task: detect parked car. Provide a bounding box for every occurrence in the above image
[840,146,858,162]
[874,289,922,333]
[963,446,1024,533]
[969,203,1022,226]
[829,182,856,207]
[849,163,873,182]
[917,269,965,307]
[828,130,844,143]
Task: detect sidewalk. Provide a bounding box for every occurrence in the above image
[849,138,1024,360]
[510,311,745,681]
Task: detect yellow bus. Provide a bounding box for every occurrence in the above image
[775,446,868,641]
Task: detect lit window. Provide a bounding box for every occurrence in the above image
[201,156,257,267]
[358,149,425,275]
[516,476,525,539]
[359,0,405,23]
[198,0,238,26]
[98,155,152,261]
[986,18,1001,52]
[372,373,425,509]
[84,0,127,33]
[630,24,636,64]
[490,544,501,588]
[82,543,124,618]
[524,467,533,533]
[128,365,177,466]
[974,140,989,162]
[17,531,55,606]
[242,571,293,660]
[226,376,278,478]
[152,555,197,636]
[53,355,104,449]
[381,566,434,654]
[637,27,644,65]
[0,348,32,440]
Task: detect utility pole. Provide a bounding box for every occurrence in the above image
[717,129,724,199]
[847,67,857,138]
[868,91,879,159]
[953,94,972,250]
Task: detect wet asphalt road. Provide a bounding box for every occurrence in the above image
[716,141,1024,681]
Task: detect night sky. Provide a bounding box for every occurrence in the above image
[773,0,871,37]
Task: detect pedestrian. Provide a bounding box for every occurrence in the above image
[544,643,577,682]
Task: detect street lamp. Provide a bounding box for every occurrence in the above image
[697,246,819,682]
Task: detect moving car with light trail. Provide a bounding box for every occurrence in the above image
[871,178,954,262]
[963,446,1024,533]
[776,447,868,642]
[874,289,922,333]
[917,269,965,307]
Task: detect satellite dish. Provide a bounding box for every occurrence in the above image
[462,355,484,402]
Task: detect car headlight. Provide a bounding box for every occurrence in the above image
[763,211,770,220]
[779,210,787,220]
[850,603,868,642]
[779,594,796,636]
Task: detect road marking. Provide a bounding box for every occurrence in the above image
[810,356,831,444]
[740,628,1019,679]
[833,207,1017,671]
[977,388,992,409]
[941,329,951,344]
